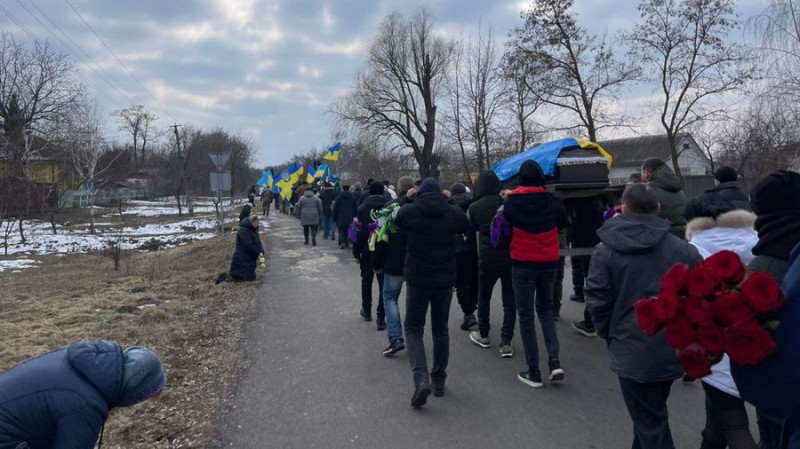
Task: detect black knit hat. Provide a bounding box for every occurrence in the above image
[750,170,800,215]
[450,183,466,195]
[714,166,738,184]
[418,177,441,194]
[519,160,546,187]
[368,181,384,196]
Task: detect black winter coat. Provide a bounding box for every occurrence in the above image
[564,196,604,248]
[585,214,702,383]
[707,182,751,211]
[319,187,336,216]
[239,204,252,221]
[468,172,510,271]
[372,194,411,276]
[332,191,358,227]
[0,341,124,449]
[353,195,388,259]
[394,192,473,289]
[451,192,477,253]
[229,218,264,281]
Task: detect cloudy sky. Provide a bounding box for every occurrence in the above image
[0,0,768,167]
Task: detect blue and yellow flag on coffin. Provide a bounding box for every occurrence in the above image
[323,142,341,161]
[275,163,302,199]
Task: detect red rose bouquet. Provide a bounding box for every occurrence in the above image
[634,250,784,379]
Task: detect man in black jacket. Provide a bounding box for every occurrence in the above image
[319,182,337,240]
[333,185,357,249]
[372,176,414,356]
[467,171,516,357]
[395,178,472,407]
[586,183,702,449]
[503,160,569,388]
[708,166,751,211]
[354,181,388,328]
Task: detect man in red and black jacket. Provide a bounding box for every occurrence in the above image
[503,159,568,389]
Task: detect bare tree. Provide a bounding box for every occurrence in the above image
[114,104,159,164]
[67,106,120,234]
[502,54,547,153]
[747,0,800,103]
[0,32,83,175]
[506,0,639,143]
[625,0,754,179]
[333,8,456,179]
[444,23,506,182]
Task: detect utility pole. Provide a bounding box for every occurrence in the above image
[169,123,182,154]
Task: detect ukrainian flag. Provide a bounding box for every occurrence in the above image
[306,166,315,184]
[323,142,341,161]
[313,164,329,181]
[275,163,302,199]
[256,169,274,189]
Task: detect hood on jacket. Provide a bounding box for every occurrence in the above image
[519,160,546,187]
[364,194,387,209]
[67,341,124,407]
[452,192,472,210]
[414,192,451,217]
[597,213,670,254]
[239,217,257,230]
[303,190,315,198]
[473,171,501,200]
[649,165,683,193]
[338,190,354,200]
[685,209,757,241]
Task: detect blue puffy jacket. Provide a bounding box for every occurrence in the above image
[0,341,124,449]
[732,243,800,420]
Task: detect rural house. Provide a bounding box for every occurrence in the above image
[598,133,711,184]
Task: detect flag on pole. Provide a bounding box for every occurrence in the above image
[323,142,341,161]
[313,164,329,181]
[306,166,315,184]
[256,169,274,189]
[274,163,302,199]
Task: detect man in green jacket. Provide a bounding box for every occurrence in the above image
[641,158,687,239]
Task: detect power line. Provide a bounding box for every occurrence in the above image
[23,0,137,107]
[14,0,133,108]
[0,3,128,111]
[63,0,177,122]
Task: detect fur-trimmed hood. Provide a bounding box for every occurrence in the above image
[685,209,757,241]
[687,210,758,263]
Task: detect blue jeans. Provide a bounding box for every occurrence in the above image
[405,283,452,387]
[382,274,404,343]
[321,215,334,237]
[512,264,559,376]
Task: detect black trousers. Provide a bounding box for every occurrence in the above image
[338,226,350,247]
[455,250,479,316]
[618,377,676,449]
[700,382,757,449]
[303,225,318,243]
[360,253,385,320]
[573,255,594,329]
[405,284,452,387]
[477,266,516,344]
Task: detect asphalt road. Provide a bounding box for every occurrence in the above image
[215,213,742,449]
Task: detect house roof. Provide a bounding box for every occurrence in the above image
[598,133,690,166]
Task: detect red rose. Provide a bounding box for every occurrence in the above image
[678,344,713,379]
[703,250,746,284]
[711,292,754,325]
[665,318,697,349]
[696,323,726,357]
[740,272,785,314]
[653,291,683,323]
[687,265,721,297]
[685,297,713,325]
[725,320,778,366]
[634,298,662,336]
[661,263,689,293]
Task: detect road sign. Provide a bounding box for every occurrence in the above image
[208,152,231,171]
[210,171,231,192]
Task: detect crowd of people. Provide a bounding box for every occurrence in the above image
[265,161,800,449]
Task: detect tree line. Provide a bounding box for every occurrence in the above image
[327,0,800,184]
[0,31,259,239]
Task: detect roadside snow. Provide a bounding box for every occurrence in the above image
[0,258,38,272]
[117,198,241,217]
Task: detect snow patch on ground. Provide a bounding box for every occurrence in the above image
[116,197,242,217]
[0,258,38,272]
